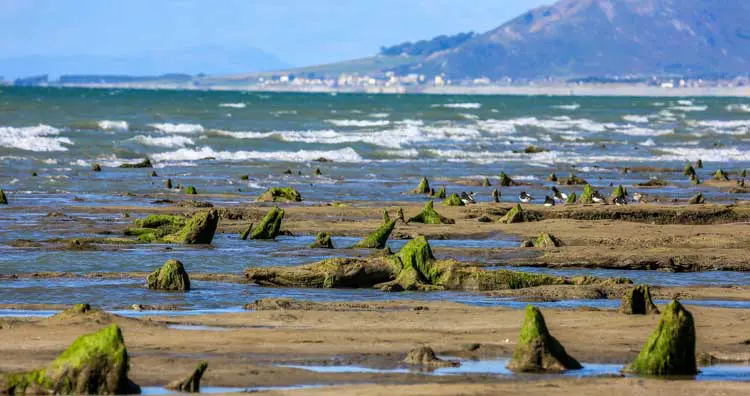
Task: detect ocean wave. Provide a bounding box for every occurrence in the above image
[479,117,614,134]
[132,135,195,148]
[552,103,580,110]
[151,146,365,163]
[148,123,205,134]
[726,104,750,113]
[656,147,750,162]
[640,139,656,147]
[669,105,708,112]
[42,158,58,164]
[325,119,391,127]
[0,124,73,152]
[432,103,482,109]
[612,125,672,137]
[622,115,649,123]
[369,113,390,118]
[219,103,246,108]
[460,113,480,120]
[98,120,129,131]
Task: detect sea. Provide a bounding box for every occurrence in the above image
[1,86,750,313]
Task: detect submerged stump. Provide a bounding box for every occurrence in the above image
[442,193,464,207]
[147,259,191,291]
[309,232,334,249]
[250,206,285,240]
[408,201,455,225]
[166,361,207,393]
[118,158,152,168]
[0,188,7,205]
[507,305,582,373]
[624,300,697,376]
[256,187,302,202]
[404,346,459,367]
[352,210,396,249]
[498,204,536,224]
[688,192,705,205]
[620,285,659,315]
[411,177,431,194]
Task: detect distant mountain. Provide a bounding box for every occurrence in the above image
[395,0,750,79]
[0,45,290,79]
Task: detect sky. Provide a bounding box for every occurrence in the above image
[0,0,551,73]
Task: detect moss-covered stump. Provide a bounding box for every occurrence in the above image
[688,192,705,205]
[184,185,197,195]
[396,207,405,223]
[578,184,596,204]
[547,173,558,182]
[624,300,697,377]
[713,169,730,181]
[91,163,102,172]
[499,172,515,187]
[498,204,537,224]
[532,233,562,248]
[407,201,455,225]
[352,210,395,249]
[147,259,191,291]
[559,173,587,185]
[507,305,582,373]
[683,164,696,177]
[492,189,500,203]
[166,361,207,393]
[695,159,703,169]
[118,158,152,168]
[256,187,302,202]
[246,257,396,288]
[404,346,459,367]
[250,206,285,240]
[411,177,431,194]
[481,177,491,187]
[620,285,659,315]
[1,324,140,395]
[239,223,253,240]
[164,178,173,189]
[0,188,7,205]
[442,193,465,207]
[565,192,577,204]
[431,186,446,199]
[309,232,334,249]
[610,185,627,201]
[124,210,218,244]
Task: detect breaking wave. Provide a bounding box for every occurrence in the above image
[433,103,482,109]
[219,103,246,108]
[148,123,205,134]
[0,125,73,152]
[132,135,195,148]
[151,146,365,163]
[97,120,129,131]
[325,119,391,127]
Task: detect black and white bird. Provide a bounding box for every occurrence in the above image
[592,191,605,203]
[544,195,555,207]
[551,186,568,202]
[491,189,501,203]
[613,195,628,206]
[460,191,476,205]
[519,192,534,203]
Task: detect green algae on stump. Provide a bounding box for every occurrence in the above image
[620,285,659,315]
[695,159,703,169]
[533,233,561,248]
[565,192,577,204]
[713,169,729,181]
[239,223,254,240]
[407,201,455,225]
[547,173,558,182]
[688,192,705,205]
[507,305,582,373]
[256,187,302,202]
[610,185,627,200]
[91,163,102,172]
[442,193,465,207]
[404,346,459,367]
[559,173,587,185]
[126,210,219,244]
[624,300,697,376]
[147,259,191,291]
[250,206,285,240]
[0,188,7,205]
[481,177,491,187]
[498,204,535,224]
[578,184,596,204]
[309,232,334,249]
[431,186,446,199]
[166,361,207,393]
[118,158,152,168]
[683,164,696,177]
[184,185,198,195]
[396,207,405,222]
[1,324,140,395]
[352,210,395,249]
[411,177,431,194]
[498,172,515,187]
[161,209,219,244]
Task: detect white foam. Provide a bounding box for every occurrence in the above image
[0,125,73,152]
[42,158,58,164]
[132,135,195,148]
[640,139,656,147]
[460,113,480,120]
[97,120,129,131]
[325,119,391,127]
[432,103,482,109]
[670,105,708,112]
[612,125,672,137]
[219,103,246,108]
[726,104,750,113]
[9,178,19,185]
[622,115,649,123]
[656,147,750,162]
[369,113,390,118]
[677,100,693,106]
[380,149,420,158]
[148,123,205,134]
[552,103,580,110]
[151,146,364,163]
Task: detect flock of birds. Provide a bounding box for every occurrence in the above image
[458,187,639,206]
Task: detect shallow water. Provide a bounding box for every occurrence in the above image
[141,384,326,395]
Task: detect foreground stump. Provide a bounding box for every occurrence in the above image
[0,188,7,205]
[507,305,582,373]
[147,259,191,291]
[1,324,140,395]
[166,361,208,393]
[250,207,285,240]
[125,209,219,244]
[408,201,455,224]
[411,177,431,194]
[624,300,697,376]
[352,210,396,249]
[309,232,334,249]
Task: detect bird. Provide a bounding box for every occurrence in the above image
[544,195,555,207]
[460,191,476,205]
[519,192,534,203]
[613,195,628,206]
[592,191,605,203]
[633,192,643,203]
[551,186,568,202]
[491,189,501,203]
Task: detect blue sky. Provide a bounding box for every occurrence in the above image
[0,0,550,68]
